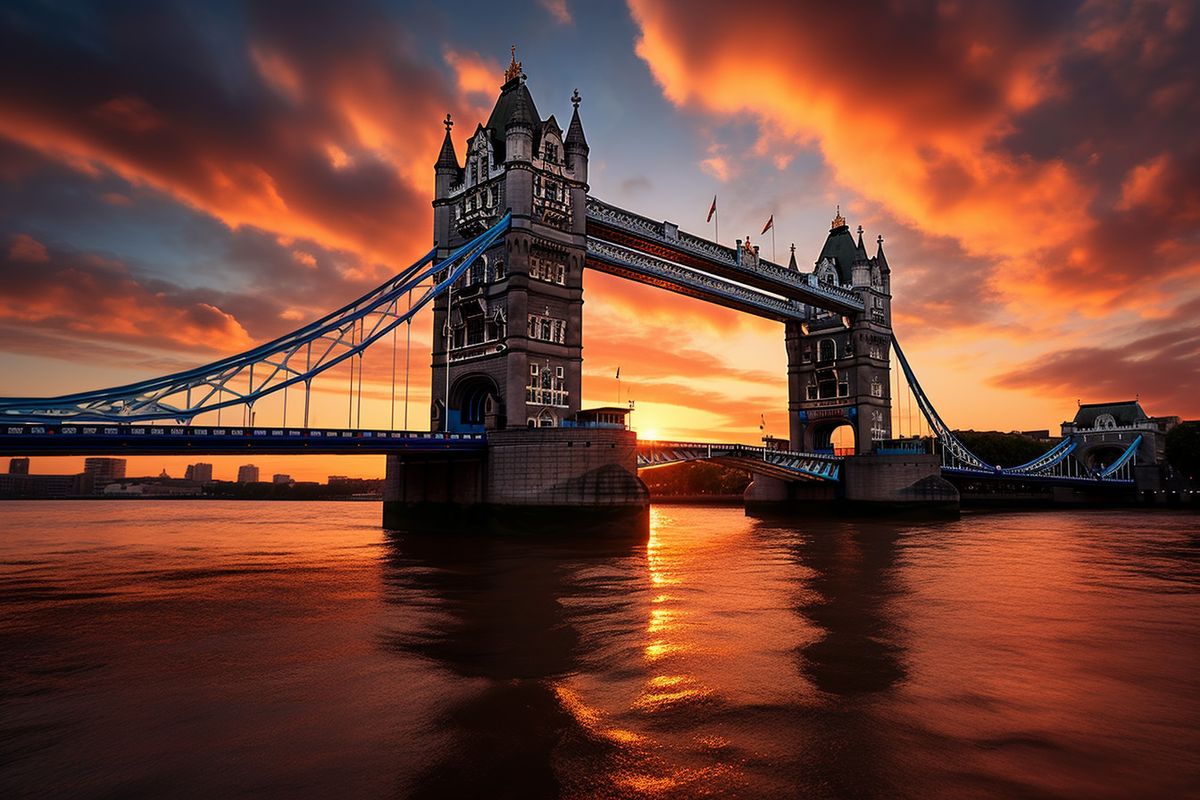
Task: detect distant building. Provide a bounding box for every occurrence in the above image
[0,472,93,499]
[237,464,260,484]
[184,463,214,483]
[1019,430,1052,441]
[102,481,201,497]
[8,457,29,475]
[84,457,126,484]
[328,475,351,485]
[272,474,293,485]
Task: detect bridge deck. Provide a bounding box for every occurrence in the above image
[0,424,486,456]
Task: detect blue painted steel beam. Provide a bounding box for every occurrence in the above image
[0,213,511,424]
[0,423,486,457]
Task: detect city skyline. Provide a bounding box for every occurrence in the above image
[1,1,1197,481]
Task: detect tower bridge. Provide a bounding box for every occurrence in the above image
[0,56,1159,524]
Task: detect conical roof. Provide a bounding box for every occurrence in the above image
[566,103,588,151]
[435,125,459,171]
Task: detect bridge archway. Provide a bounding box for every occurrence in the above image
[449,374,500,431]
[1081,443,1127,471]
[810,419,857,456]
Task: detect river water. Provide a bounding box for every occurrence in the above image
[0,501,1196,798]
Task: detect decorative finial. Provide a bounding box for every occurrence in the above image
[831,204,846,230]
[443,113,453,133]
[505,45,522,82]
[877,234,884,245]
[857,224,863,236]
[571,88,581,109]
[790,243,796,255]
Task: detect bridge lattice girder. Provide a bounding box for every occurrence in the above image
[586,197,864,314]
[637,441,841,482]
[0,214,511,424]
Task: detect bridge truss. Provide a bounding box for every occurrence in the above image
[637,441,841,482]
[0,214,511,425]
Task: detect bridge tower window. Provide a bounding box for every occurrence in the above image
[817,338,836,364]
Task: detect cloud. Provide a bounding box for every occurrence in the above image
[540,0,573,25]
[0,1,496,269]
[990,298,1200,418]
[626,0,1200,318]
[626,0,1200,421]
[0,241,255,354]
[9,232,48,262]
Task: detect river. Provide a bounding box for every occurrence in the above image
[1,501,1197,798]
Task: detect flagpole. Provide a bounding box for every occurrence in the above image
[715,208,719,246]
[772,225,776,263]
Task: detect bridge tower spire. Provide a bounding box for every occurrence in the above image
[785,208,893,454]
[430,58,588,432]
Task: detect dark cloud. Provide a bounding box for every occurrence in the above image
[0,0,479,263]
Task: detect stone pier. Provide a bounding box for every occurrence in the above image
[745,453,958,515]
[383,428,649,533]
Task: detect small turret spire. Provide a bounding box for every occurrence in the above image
[566,88,588,152]
[504,45,523,83]
[436,113,458,170]
[787,242,798,270]
[875,233,890,272]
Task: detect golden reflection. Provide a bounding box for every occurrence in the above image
[553,685,645,746]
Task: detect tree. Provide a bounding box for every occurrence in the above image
[1165,421,1200,481]
[952,430,1051,468]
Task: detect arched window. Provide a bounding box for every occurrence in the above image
[817,338,836,364]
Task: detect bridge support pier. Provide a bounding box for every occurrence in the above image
[384,428,649,534]
[745,453,958,516]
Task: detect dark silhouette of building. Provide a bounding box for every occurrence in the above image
[184,463,214,482]
[83,457,126,484]
[236,464,260,484]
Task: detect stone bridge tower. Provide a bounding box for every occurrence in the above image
[430,52,588,432]
[785,209,893,454]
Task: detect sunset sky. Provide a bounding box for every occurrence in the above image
[1,0,1197,481]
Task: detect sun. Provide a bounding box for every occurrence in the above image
[638,427,660,441]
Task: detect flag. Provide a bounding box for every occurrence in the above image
[706,195,717,223]
[759,414,766,431]
[761,214,774,235]
[615,366,621,380]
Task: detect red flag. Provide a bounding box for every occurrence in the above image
[706,195,717,223]
[761,214,774,235]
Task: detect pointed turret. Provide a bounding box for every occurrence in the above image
[855,225,867,259]
[565,89,588,151]
[564,88,589,182]
[505,83,534,163]
[436,114,459,171]
[875,234,890,273]
[434,113,460,206]
[507,86,534,130]
[787,243,798,271]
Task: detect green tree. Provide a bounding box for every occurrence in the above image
[1165,421,1200,481]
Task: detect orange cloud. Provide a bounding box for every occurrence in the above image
[9,233,48,262]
